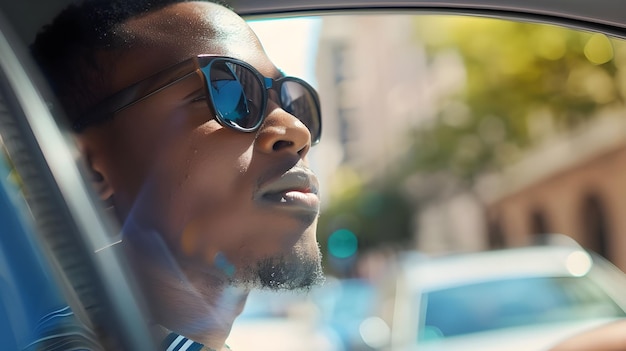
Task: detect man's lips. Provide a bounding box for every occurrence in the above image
[255,167,320,214]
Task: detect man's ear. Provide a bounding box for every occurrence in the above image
[76,136,114,202]
[90,166,114,202]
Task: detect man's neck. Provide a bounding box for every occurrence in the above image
[123,235,249,350]
[146,273,248,349]
[151,286,245,350]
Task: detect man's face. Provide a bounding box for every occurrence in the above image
[80,2,322,290]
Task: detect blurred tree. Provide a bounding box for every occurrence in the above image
[404,17,626,183]
[318,17,626,264]
[317,166,413,274]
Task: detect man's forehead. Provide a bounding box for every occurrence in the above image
[119,2,257,52]
[122,3,270,58]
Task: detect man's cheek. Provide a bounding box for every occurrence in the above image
[177,211,251,268]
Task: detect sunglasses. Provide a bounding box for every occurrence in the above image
[74,55,322,145]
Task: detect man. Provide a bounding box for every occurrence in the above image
[31,1,324,349]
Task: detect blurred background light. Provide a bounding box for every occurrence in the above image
[566,250,592,277]
[584,33,614,65]
[328,229,358,259]
[359,316,390,349]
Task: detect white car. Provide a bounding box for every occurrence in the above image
[386,244,626,351]
[226,290,343,351]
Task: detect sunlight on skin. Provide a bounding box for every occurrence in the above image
[181,222,199,256]
[181,222,236,277]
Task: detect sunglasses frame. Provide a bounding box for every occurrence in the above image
[73,55,321,144]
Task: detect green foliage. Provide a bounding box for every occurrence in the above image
[317,173,413,263]
[319,17,626,259]
[405,16,626,182]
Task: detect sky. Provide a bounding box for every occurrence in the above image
[247,17,321,87]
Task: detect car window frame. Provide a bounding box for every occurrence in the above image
[0,8,157,350]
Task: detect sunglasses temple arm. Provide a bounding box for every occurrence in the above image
[73,71,198,132]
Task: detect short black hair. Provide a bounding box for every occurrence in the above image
[30,0,197,122]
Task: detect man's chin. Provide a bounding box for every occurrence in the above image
[231,245,325,291]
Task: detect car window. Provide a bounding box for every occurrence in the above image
[242,14,626,350]
[0,9,155,349]
[252,13,626,257]
[420,276,626,340]
[0,63,101,351]
[2,2,626,351]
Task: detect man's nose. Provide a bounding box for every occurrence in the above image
[254,103,311,158]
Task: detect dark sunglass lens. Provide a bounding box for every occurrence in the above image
[280,80,321,142]
[208,61,264,130]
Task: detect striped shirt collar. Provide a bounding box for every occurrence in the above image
[161,332,209,351]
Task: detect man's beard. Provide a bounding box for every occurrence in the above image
[231,244,325,291]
